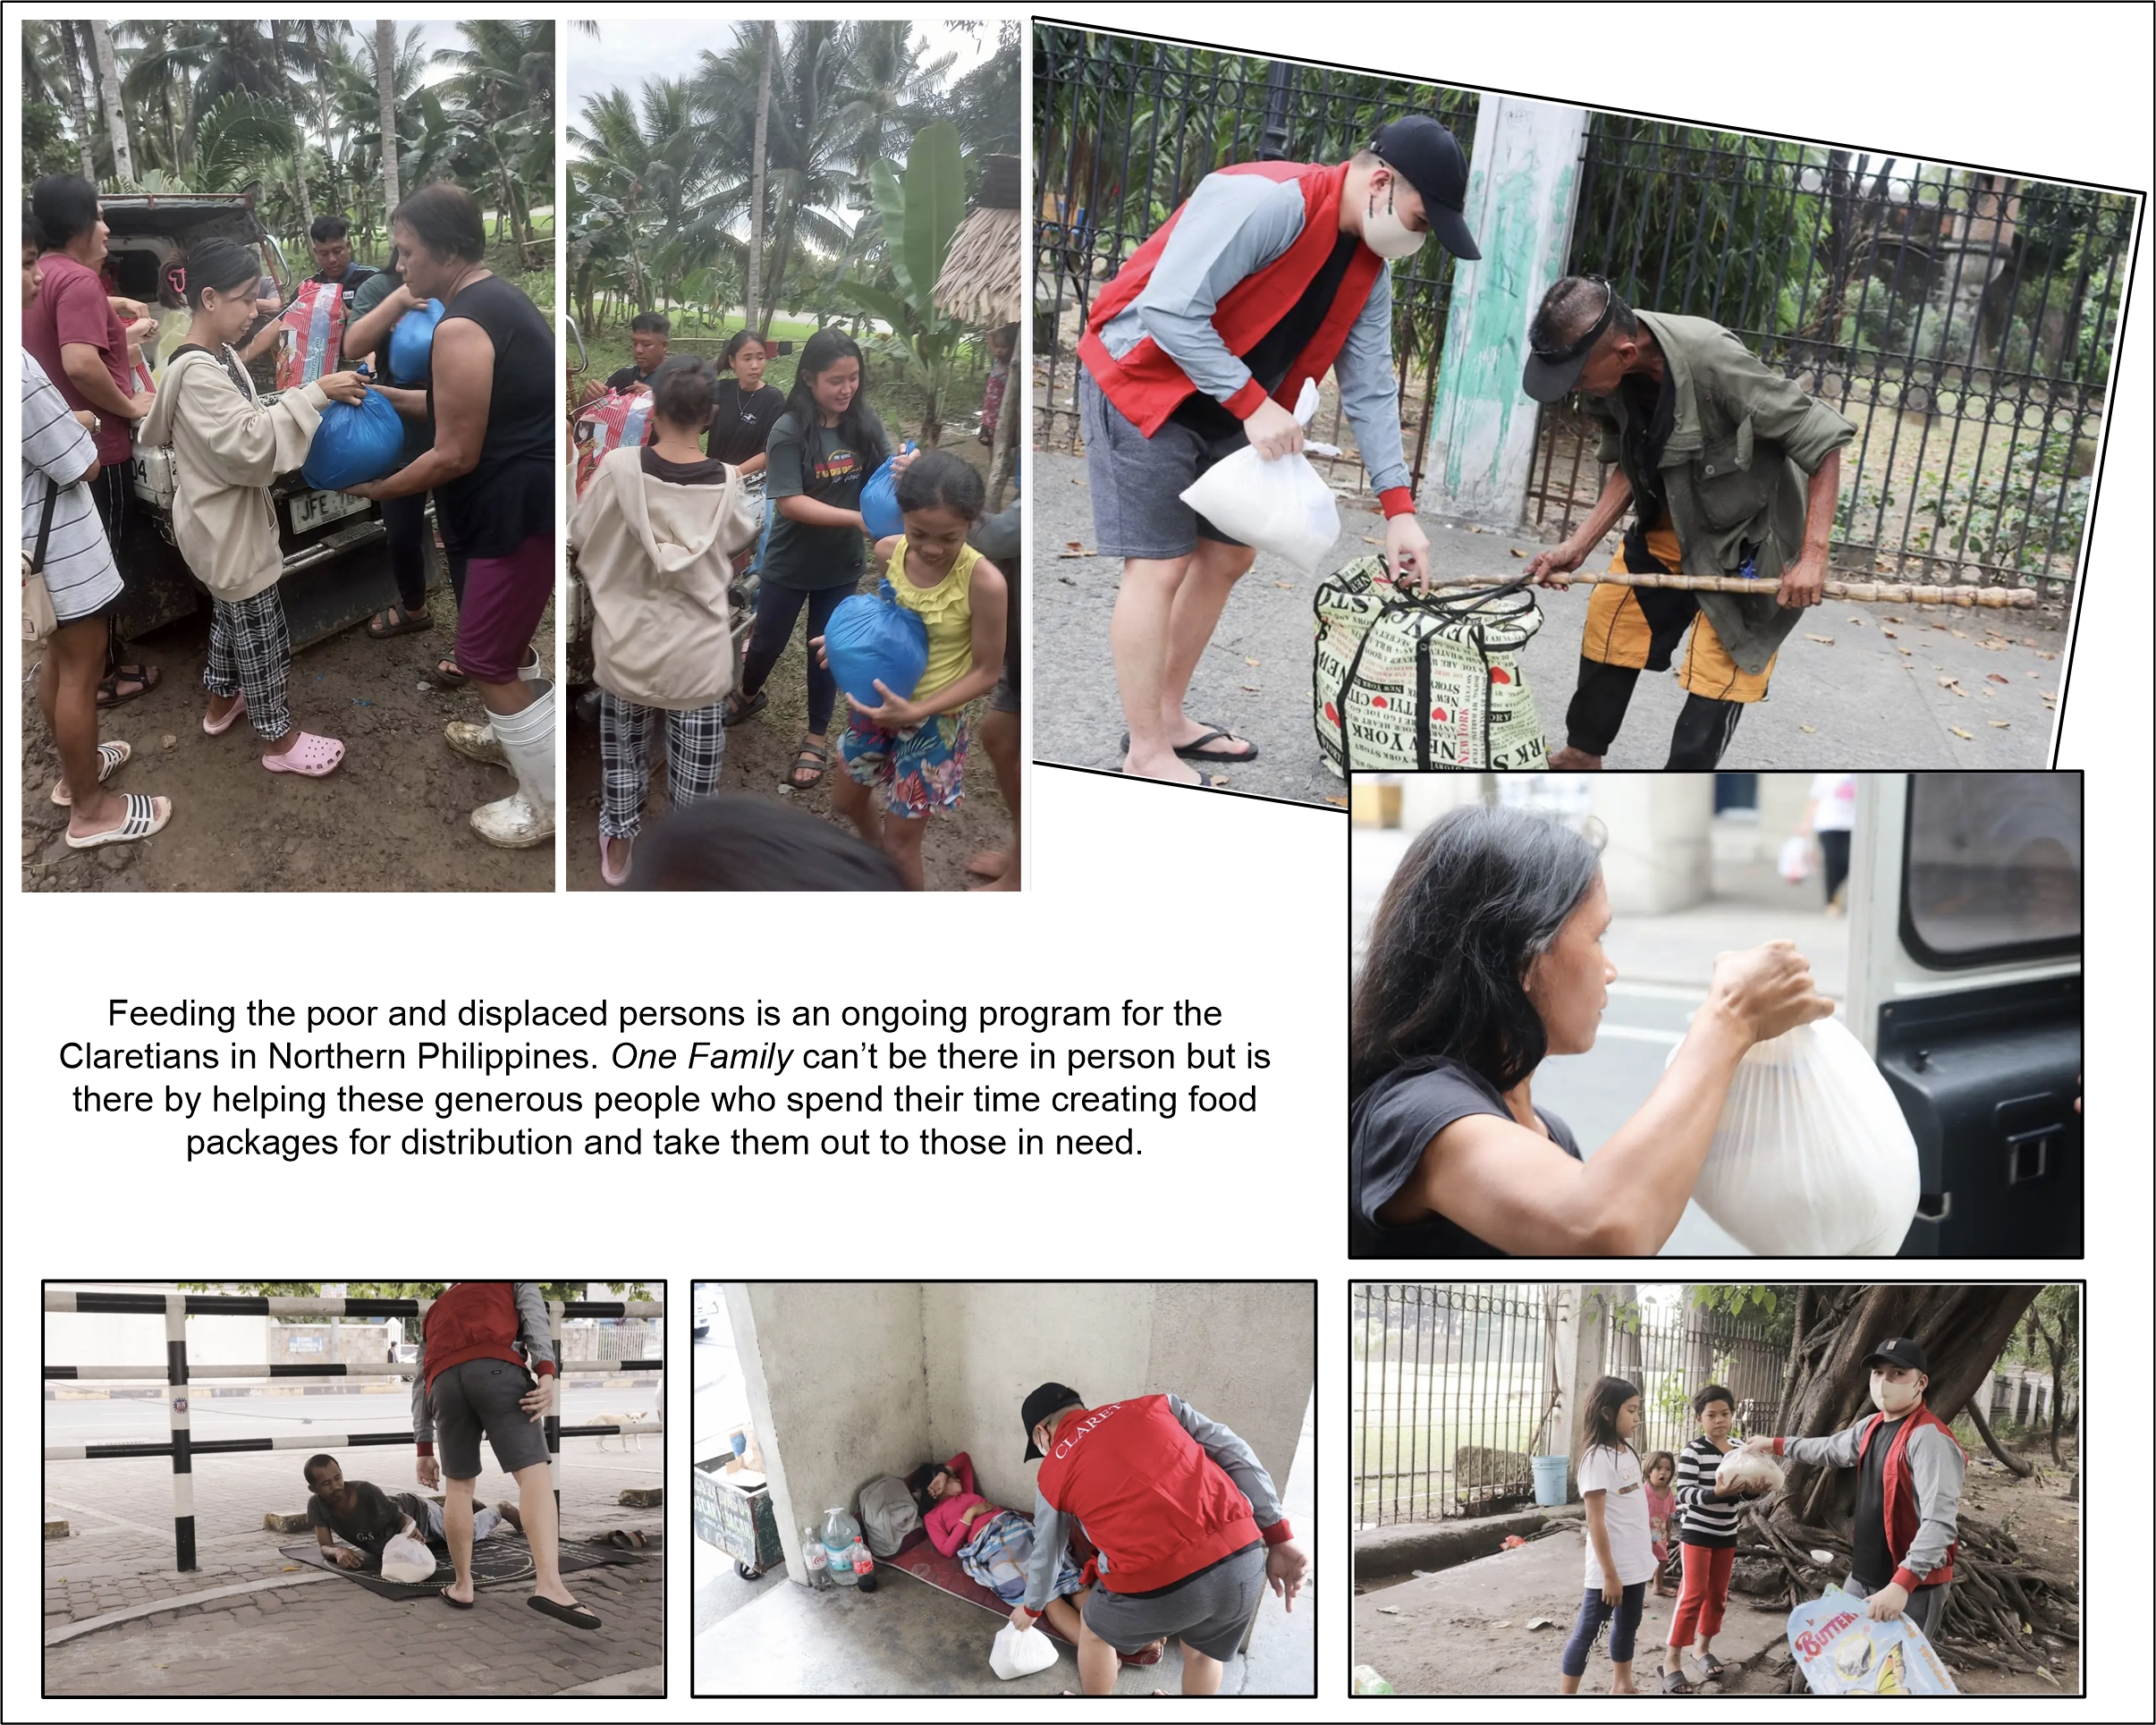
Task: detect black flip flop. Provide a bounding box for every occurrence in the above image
[439,1585,475,1610]
[528,1595,602,1631]
[1119,727,1260,765]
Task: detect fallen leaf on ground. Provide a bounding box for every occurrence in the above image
[1880,628,1898,638]
[1949,726,1974,739]
[1937,674,1960,689]
[1799,723,1818,733]
[1981,637,2011,651]
[1896,646,1913,655]
[2027,671,2042,678]
[2038,650,2057,659]
[1509,547,1526,557]
[1246,656,1262,666]
[1884,614,1906,623]
[1274,579,1294,589]
[1055,549,1092,559]
[1990,721,2011,729]
[1987,672,2011,684]
[1468,524,1486,533]
[1950,627,1968,637]
[1240,683,1261,692]
[1806,634,1835,645]
[2023,637,2041,647]
[1492,1619,1514,1628]
[1377,1605,1401,1615]
[1064,540,1082,551]
[1363,535,1383,545]
[1325,796,1349,808]
[1209,774,1230,787]
[1526,1617,1554,1631]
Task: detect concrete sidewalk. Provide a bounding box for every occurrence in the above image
[1034,446,2066,795]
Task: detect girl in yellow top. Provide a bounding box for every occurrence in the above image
[820,450,1009,891]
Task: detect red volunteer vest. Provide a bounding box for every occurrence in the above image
[1078,160,1386,439]
[421,1281,552,1391]
[1034,1396,1259,1594]
[1857,1403,1960,1586]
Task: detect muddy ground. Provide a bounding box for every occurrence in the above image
[21,563,554,894]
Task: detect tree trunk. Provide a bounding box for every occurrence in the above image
[1770,1284,2040,1531]
[1964,1394,2033,1478]
[2027,1306,2070,1465]
[90,21,133,185]
[376,21,401,220]
[746,21,773,335]
[57,24,99,182]
[305,24,339,224]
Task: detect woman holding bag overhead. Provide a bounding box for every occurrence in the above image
[1349,803,1833,1257]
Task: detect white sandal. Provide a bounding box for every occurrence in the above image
[51,740,131,806]
[64,791,172,849]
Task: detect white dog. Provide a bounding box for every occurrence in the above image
[595,1411,648,1452]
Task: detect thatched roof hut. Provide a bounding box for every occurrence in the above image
[934,154,1021,330]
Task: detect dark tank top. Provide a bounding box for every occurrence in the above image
[432,273,554,559]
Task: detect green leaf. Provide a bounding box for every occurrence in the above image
[900,120,965,320]
[837,276,914,332]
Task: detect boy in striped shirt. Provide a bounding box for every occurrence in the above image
[1660,1383,1771,1693]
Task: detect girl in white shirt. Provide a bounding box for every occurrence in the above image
[1559,1375,1655,1695]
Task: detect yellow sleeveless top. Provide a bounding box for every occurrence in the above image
[886,537,978,701]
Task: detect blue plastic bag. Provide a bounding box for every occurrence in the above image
[386,298,444,385]
[301,385,405,490]
[824,578,927,709]
[858,441,916,540]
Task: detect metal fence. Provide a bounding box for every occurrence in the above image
[1529,118,2137,597]
[1032,26,1476,493]
[1352,1284,1787,1528]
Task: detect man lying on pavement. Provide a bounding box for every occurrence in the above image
[303,1451,520,1568]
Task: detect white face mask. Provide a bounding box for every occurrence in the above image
[1871,1372,1920,1416]
[1361,174,1428,260]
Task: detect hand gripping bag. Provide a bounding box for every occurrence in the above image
[1313,556,1546,774]
[379,1532,437,1585]
[1714,1448,1786,1496]
[300,385,406,490]
[1788,1585,1957,1695]
[859,441,917,541]
[990,1621,1061,1680]
[574,390,656,499]
[824,578,929,709]
[1666,1015,1921,1256]
[1178,378,1340,575]
[857,1476,921,1559]
[387,297,445,385]
[276,280,346,391]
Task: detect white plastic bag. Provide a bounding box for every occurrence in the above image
[1670,1015,1920,1256]
[379,1532,437,1585]
[1714,1448,1786,1495]
[989,1622,1060,1680]
[1778,834,1814,884]
[1179,378,1340,575]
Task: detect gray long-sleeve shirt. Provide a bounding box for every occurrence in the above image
[1780,1414,1964,1583]
[411,1281,555,1446]
[1021,1394,1284,1611]
[1099,172,1411,496]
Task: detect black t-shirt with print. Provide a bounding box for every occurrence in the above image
[759,406,890,591]
[708,379,788,467]
[306,1480,429,1555]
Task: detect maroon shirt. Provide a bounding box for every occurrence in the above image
[24,250,135,465]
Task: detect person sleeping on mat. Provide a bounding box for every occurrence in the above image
[906,1451,1163,1662]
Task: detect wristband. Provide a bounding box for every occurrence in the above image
[1261,1518,1295,1546]
[1378,486,1415,520]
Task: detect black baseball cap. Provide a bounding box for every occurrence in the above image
[1522,275,1619,403]
[1368,117,1480,262]
[1863,1337,1930,1374]
[1020,1382,1085,1461]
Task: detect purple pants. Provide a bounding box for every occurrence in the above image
[454,533,554,683]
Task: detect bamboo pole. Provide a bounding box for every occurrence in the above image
[1433,571,2041,608]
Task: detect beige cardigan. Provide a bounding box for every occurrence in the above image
[568,445,761,709]
[139,347,326,604]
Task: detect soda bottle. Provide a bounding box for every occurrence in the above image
[802,1526,831,1590]
[850,1535,876,1594]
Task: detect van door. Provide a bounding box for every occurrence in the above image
[1846,773,2082,1256]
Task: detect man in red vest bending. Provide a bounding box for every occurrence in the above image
[1008,1382,1307,1694]
[1078,118,1481,783]
[1740,1336,1965,1638]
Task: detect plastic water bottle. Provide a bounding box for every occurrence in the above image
[850,1534,876,1594]
[802,1526,831,1590]
[820,1507,861,1588]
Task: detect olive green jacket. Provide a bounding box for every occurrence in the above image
[1582,310,1856,673]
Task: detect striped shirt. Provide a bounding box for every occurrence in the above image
[1673,1433,1743,1549]
[21,351,123,624]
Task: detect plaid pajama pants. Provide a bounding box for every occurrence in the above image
[598,689,727,841]
[202,587,294,743]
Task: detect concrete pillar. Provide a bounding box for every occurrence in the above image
[1396,774,1489,832]
[1425,97,1591,526]
[1551,1283,1621,1497]
[1591,775,1715,915]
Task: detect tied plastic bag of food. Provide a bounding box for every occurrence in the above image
[1179,378,1340,575]
[824,578,928,710]
[989,1621,1060,1681]
[1714,1448,1786,1496]
[859,442,917,541]
[1788,1585,1957,1694]
[387,297,445,385]
[379,1532,437,1585]
[1666,1015,1919,1256]
[300,385,406,491]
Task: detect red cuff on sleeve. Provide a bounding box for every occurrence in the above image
[1378,486,1415,519]
[416,1442,434,1457]
[1890,1567,1922,1594]
[1772,1438,1788,1457]
[536,1360,556,1377]
[1261,1518,1294,1546]
[1222,378,1270,420]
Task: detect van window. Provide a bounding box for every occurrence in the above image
[1901,773,2081,967]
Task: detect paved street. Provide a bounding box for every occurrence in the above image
[43,1385,664,1697]
[1035,447,2066,802]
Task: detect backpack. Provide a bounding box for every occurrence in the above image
[857,1476,921,1558]
[1313,556,1547,773]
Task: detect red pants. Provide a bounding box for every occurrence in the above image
[1669,1543,1735,1645]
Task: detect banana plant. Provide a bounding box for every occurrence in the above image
[839,119,968,445]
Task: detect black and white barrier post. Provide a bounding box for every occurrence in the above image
[546,1302,565,1517]
[165,1292,194,1572]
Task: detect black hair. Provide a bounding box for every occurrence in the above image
[391,182,486,265]
[627,794,904,892]
[182,237,265,309]
[894,449,985,521]
[904,1461,955,1518]
[785,326,878,465]
[30,174,99,249]
[1530,274,1637,356]
[1581,1374,1641,1459]
[719,328,768,370]
[1349,804,1605,1099]
[630,309,671,337]
[22,207,46,254]
[309,214,352,245]
[1691,1383,1736,1419]
[652,358,715,429]
[302,1453,338,1484]
[1644,1449,1678,1484]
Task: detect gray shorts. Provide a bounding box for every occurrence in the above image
[1078,369,1249,560]
[1081,1541,1266,1664]
[429,1357,550,1481]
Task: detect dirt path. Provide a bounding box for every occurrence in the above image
[21,577,554,894]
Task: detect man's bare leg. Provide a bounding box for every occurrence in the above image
[443,1475,477,1603]
[1179,1639,1226,1696]
[1109,554,1201,783]
[511,1459,578,1607]
[1156,538,1258,757]
[1074,1610,1122,1695]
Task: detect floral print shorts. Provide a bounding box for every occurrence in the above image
[841,708,968,818]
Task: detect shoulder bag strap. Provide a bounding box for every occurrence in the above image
[30,473,64,574]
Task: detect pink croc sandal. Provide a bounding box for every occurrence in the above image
[598,832,632,888]
[203,692,249,736]
[263,732,346,776]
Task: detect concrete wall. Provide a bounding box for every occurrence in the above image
[46,1308,269,1371]
[1590,776,1716,914]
